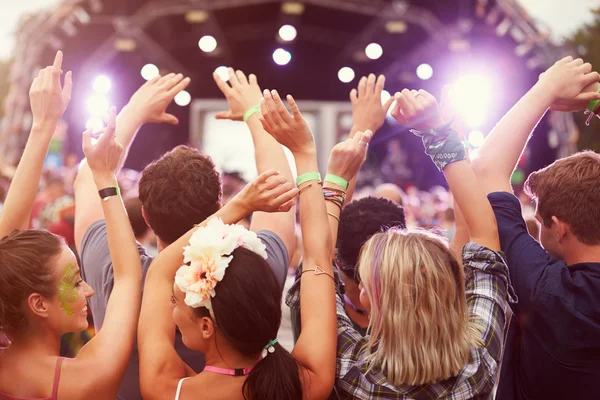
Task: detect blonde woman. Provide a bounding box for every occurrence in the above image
[329,88,514,399]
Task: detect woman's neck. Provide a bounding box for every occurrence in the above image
[203,335,260,370]
[1,329,61,361]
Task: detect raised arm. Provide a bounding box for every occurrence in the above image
[213,69,296,262]
[261,94,347,399]
[472,57,600,194]
[323,131,373,255]
[393,88,499,250]
[346,74,394,202]
[138,171,297,399]
[73,108,143,398]
[0,51,72,238]
[74,74,190,252]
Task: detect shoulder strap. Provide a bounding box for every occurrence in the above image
[174,378,189,400]
[51,357,65,400]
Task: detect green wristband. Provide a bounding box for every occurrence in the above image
[587,88,600,113]
[296,172,321,187]
[324,174,349,190]
[243,105,261,122]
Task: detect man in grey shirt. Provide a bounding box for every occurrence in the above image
[74,72,297,400]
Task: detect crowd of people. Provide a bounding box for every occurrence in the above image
[0,49,599,400]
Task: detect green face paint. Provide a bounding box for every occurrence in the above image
[58,263,79,316]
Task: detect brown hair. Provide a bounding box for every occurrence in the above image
[124,197,149,239]
[0,230,63,337]
[138,145,222,244]
[524,151,600,245]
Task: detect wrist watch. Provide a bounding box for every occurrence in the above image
[98,186,120,202]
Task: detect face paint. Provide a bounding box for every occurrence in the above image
[58,263,78,316]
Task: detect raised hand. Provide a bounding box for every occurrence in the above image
[29,50,72,130]
[327,130,373,182]
[236,170,299,213]
[213,68,262,121]
[391,88,443,131]
[350,74,394,132]
[259,90,315,155]
[127,73,191,125]
[82,106,124,178]
[538,56,600,111]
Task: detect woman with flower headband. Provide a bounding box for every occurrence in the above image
[138,89,372,400]
[0,51,145,399]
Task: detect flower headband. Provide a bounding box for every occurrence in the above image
[174,218,267,316]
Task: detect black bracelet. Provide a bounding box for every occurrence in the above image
[98,186,120,202]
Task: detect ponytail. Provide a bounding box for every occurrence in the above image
[242,342,303,400]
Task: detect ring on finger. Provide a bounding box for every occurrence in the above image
[358,141,369,148]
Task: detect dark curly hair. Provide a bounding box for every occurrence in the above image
[336,196,406,283]
[138,145,222,244]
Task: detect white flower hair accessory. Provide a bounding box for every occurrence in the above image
[174,218,267,314]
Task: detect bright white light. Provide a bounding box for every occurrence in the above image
[174,90,191,107]
[452,75,492,127]
[199,35,217,53]
[141,64,159,81]
[381,90,391,105]
[273,48,292,66]
[468,130,485,148]
[338,67,355,83]
[215,66,229,81]
[416,63,433,80]
[279,24,297,42]
[93,75,111,93]
[470,148,480,160]
[87,95,109,116]
[86,117,104,132]
[365,43,383,60]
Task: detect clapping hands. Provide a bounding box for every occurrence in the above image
[538,56,600,112]
[390,89,443,131]
[82,107,124,179]
[29,51,72,132]
[259,90,315,155]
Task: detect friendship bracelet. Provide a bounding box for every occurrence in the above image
[585,88,600,126]
[301,266,335,281]
[324,197,344,210]
[323,186,346,195]
[324,174,349,190]
[296,172,321,187]
[243,105,261,122]
[327,211,340,222]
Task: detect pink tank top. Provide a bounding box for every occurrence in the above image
[0,357,64,400]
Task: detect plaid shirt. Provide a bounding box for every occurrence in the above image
[287,242,517,400]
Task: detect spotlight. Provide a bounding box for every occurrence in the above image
[365,43,383,60]
[279,25,298,42]
[273,48,292,66]
[87,95,109,116]
[416,63,433,80]
[451,75,492,127]
[338,67,355,83]
[86,117,104,132]
[174,90,192,107]
[381,90,391,105]
[199,35,217,53]
[215,66,230,82]
[93,75,111,93]
[385,21,407,34]
[468,130,485,147]
[141,64,159,81]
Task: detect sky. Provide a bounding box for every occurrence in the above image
[0,0,598,60]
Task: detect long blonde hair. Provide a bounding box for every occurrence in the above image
[358,228,482,386]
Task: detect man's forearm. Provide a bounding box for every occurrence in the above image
[474,84,553,187]
[246,115,295,182]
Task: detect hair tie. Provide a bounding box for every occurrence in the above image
[264,339,278,354]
